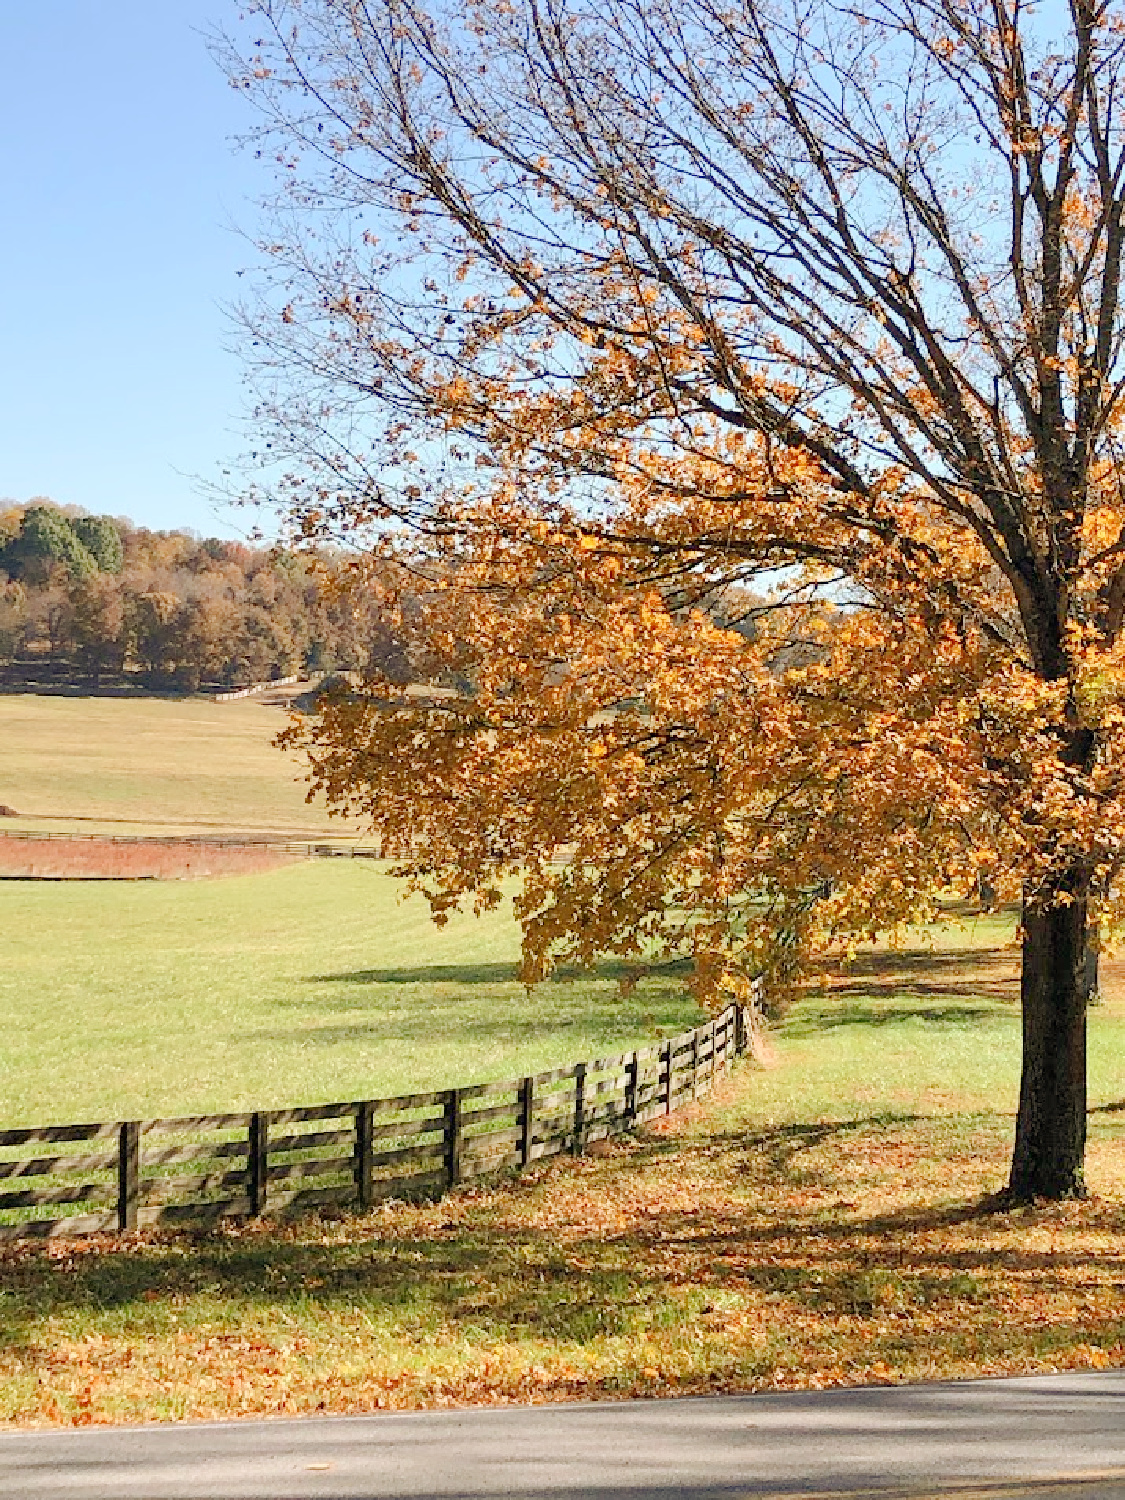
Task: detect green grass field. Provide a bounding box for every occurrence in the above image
[3,936,1124,1425]
[0,861,702,1124]
[4,694,1125,1423]
[0,693,704,1124]
[0,693,335,837]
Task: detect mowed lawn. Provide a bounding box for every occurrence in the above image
[0,693,334,838]
[3,920,1125,1424]
[0,861,703,1124]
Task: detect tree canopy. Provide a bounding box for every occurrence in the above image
[224,0,1125,1200]
[5,506,101,583]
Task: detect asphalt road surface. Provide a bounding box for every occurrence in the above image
[2,1371,1124,1500]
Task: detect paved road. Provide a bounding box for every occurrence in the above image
[2,1371,1124,1499]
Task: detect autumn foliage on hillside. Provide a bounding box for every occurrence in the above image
[0,502,404,691]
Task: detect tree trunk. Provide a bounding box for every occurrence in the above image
[1008,884,1089,1202]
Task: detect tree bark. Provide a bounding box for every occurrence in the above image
[1008,882,1089,1202]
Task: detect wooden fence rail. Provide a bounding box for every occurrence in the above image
[0,999,755,1241]
[214,675,300,703]
[0,831,379,859]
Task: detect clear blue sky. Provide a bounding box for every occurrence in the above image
[0,3,264,535]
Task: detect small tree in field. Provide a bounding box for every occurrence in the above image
[226,0,1125,1201]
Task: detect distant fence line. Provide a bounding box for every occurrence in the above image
[0,831,378,859]
[214,675,301,703]
[0,1001,755,1241]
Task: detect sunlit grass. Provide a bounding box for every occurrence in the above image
[3,928,1124,1426]
[0,693,333,837]
[0,861,702,1124]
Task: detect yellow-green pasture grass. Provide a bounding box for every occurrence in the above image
[3,923,1125,1426]
[0,693,333,838]
[0,861,702,1124]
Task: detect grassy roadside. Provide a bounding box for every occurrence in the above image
[3,923,1124,1426]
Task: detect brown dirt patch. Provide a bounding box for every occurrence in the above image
[0,837,296,881]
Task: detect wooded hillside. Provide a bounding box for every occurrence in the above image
[0,500,402,691]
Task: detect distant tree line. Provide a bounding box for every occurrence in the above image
[0,501,405,691]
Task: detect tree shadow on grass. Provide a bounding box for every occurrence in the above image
[5,1150,1125,1369]
[702,1114,1017,1221]
[235,972,699,1054]
[4,1106,1125,1380]
[781,1000,1002,1038]
[263,959,699,1047]
[311,961,521,987]
[308,957,693,988]
[820,945,1020,1002]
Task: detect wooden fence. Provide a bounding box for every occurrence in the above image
[0,1002,752,1240]
[214,675,301,703]
[0,831,379,859]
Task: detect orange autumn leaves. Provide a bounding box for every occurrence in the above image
[279,437,1125,1005]
[220,0,1125,1019]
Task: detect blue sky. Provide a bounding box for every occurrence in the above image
[0,3,264,535]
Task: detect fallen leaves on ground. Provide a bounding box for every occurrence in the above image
[2,1059,1124,1425]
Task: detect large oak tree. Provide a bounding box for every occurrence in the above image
[225,0,1125,1200]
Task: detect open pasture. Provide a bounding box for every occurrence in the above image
[0,693,703,1125]
[0,861,703,1125]
[0,692,338,839]
[3,687,1124,1419]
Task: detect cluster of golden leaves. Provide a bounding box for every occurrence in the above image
[283,426,1125,1004]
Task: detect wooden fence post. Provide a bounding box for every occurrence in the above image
[573,1063,586,1155]
[625,1051,639,1128]
[663,1039,673,1114]
[710,1017,718,1088]
[446,1088,462,1187]
[250,1111,268,1216]
[355,1101,374,1209]
[691,1029,700,1100]
[118,1121,140,1231]
[519,1076,534,1166]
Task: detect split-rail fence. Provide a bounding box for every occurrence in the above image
[0,1001,753,1241]
[213,674,301,702]
[0,830,378,859]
